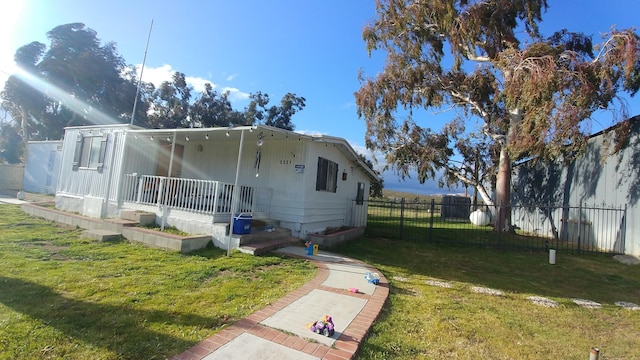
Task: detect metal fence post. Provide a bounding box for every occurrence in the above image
[622,204,627,254]
[429,199,435,242]
[362,198,622,254]
[578,202,582,255]
[399,198,405,240]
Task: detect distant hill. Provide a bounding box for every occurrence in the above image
[382,190,452,202]
[380,189,485,206]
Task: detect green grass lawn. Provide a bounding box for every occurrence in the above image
[2,204,639,359]
[335,238,640,359]
[0,205,316,359]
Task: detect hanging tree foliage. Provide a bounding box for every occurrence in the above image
[1,23,141,141]
[355,0,640,231]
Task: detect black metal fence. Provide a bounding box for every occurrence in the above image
[352,198,627,254]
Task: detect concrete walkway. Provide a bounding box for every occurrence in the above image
[0,195,27,205]
[170,246,389,360]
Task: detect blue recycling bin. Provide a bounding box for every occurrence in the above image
[232,213,252,234]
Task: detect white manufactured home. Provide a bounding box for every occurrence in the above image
[54,124,377,250]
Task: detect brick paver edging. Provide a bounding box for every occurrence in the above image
[171,253,389,360]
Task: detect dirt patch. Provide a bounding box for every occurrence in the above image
[20,240,71,260]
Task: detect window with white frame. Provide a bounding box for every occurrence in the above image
[72,134,107,172]
[316,157,338,193]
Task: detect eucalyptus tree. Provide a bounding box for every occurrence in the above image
[244,92,306,131]
[355,0,640,231]
[1,23,143,141]
[0,122,23,164]
[358,153,384,197]
[145,72,192,129]
[188,83,246,128]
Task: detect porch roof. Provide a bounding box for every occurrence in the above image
[123,124,380,182]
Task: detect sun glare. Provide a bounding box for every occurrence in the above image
[13,65,122,126]
[0,2,25,84]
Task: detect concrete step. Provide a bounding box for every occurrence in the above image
[238,237,302,256]
[83,229,122,242]
[120,210,156,226]
[236,227,292,246]
[252,219,281,228]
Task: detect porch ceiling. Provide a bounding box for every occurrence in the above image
[126,124,379,181]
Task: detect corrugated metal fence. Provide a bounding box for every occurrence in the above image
[352,198,627,254]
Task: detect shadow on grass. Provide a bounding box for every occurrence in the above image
[335,237,640,305]
[0,275,217,358]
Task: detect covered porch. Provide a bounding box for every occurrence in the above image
[115,126,274,233]
[119,174,272,223]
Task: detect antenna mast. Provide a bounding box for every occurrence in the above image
[130,19,153,125]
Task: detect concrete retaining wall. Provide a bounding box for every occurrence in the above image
[21,202,212,253]
[306,227,365,249]
[0,164,24,195]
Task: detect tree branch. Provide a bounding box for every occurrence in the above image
[463,51,491,62]
[449,90,490,121]
[443,163,495,207]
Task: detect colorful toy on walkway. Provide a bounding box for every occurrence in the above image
[305,240,319,256]
[307,315,335,337]
[305,240,314,255]
[364,271,380,285]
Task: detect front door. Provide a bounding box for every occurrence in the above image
[156,142,184,177]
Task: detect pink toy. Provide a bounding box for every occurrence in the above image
[306,315,335,337]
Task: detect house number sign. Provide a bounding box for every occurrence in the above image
[279,159,292,165]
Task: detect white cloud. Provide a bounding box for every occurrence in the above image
[350,143,385,171]
[225,73,237,81]
[135,64,175,87]
[295,129,327,137]
[135,64,250,102]
[220,86,250,102]
[185,75,211,93]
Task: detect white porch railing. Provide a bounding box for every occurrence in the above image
[120,174,271,216]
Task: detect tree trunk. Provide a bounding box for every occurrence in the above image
[493,110,520,232]
[494,143,512,232]
[20,106,29,145]
[476,183,494,208]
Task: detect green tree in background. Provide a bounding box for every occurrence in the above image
[145,72,191,129]
[358,153,384,197]
[0,22,307,159]
[0,121,23,164]
[243,92,306,131]
[355,0,640,231]
[1,23,143,141]
[188,83,240,128]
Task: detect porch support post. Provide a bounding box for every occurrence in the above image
[227,129,245,257]
[161,131,177,231]
[102,130,121,218]
[115,130,129,208]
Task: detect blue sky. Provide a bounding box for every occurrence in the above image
[1,0,638,194]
